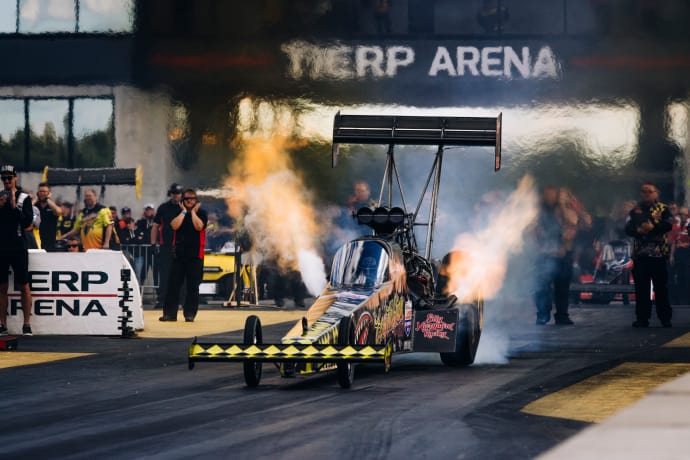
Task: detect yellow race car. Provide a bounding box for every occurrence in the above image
[201,240,255,303]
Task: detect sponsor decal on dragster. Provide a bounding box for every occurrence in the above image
[415,312,456,340]
[373,292,405,344]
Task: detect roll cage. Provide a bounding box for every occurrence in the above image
[331,113,502,261]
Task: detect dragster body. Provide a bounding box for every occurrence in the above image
[189,112,501,388]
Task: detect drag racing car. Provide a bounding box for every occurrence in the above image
[189,113,502,388]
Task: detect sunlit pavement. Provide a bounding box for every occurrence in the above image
[138,309,307,339]
[538,371,690,460]
[536,311,690,460]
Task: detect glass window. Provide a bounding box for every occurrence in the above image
[566,0,600,35]
[28,99,69,169]
[19,0,76,33]
[501,0,564,35]
[0,99,25,166]
[331,240,389,288]
[435,0,486,35]
[0,0,17,33]
[78,0,133,33]
[73,98,114,167]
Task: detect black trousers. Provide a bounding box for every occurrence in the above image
[163,256,203,319]
[632,256,672,323]
[534,252,573,321]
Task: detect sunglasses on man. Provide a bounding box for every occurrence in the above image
[1,175,14,181]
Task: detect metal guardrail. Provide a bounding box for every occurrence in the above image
[119,244,158,301]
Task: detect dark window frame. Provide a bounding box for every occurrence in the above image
[0,95,115,171]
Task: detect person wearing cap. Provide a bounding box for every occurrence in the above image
[121,217,147,282]
[151,183,183,309]
[136,203,156,282]
[34,182,62,251]
[0,165,34,336]
[116,206,132,244]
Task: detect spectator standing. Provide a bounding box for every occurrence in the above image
[533,186,589,326]
[121,217,147,282]
[34,182,61,251]
[670,206,690,304]
[152,183,183,309]
[61,188,114,250]
[136,203,156,235]
[57,201,75,239]
[24,197,41,250]
[136,203,156,282]
[373,0,391,33]
[118,207,132,237]
[0,165,34,336]
[666,201,681,302]
[159,188,208,322]
[624,182,673,328]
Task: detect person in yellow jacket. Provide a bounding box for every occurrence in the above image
[61,188,113,250]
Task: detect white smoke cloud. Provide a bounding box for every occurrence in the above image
[298,249,328,296]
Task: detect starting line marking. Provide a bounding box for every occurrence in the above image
[138,310,306,339]
[0,352,95,369]
[663,332,690,348]
[521,362,690,423]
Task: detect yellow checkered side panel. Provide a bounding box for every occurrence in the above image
[189,342,392,363]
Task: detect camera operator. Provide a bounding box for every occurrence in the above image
[0,165,34,336]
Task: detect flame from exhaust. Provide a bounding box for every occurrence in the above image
[224,134,327,296]
[445,175,539,302]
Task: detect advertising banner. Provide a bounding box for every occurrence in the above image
[5,250,144,336]
[412,309,458,352]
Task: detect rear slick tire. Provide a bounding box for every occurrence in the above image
[440,300,482,367]
[243,315,263,387]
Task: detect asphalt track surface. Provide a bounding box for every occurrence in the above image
[2,301,689,460]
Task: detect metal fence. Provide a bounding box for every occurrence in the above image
[120,244,159,303]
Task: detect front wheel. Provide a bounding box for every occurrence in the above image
[243,315,263,387]
[440,298,483,367]
[337,317,355,389]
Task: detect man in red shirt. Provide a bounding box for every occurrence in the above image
[159,188,208,322]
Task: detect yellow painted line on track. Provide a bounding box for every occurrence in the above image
[138,310,306,339]
[664,332,690,348]
[521,362,690,423]
[0,352,94,369]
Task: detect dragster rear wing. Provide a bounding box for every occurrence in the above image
[332,113,502,171]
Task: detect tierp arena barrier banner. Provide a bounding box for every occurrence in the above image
[5,250,144,335]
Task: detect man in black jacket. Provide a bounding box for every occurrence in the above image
[151,183,183,309]
[159,188,207,322]
[625,182,674,328]
[0,165,34,336]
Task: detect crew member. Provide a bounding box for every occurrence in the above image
[0,165,34,336]
[34,182,61,251]
[152,183,183,309]
[159,188,207,322]
[625,182,674,328]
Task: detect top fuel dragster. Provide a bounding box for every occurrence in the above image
[188,112,502,388]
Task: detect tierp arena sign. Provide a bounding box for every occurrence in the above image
[282,40,560,80]
[5,250,144,335]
